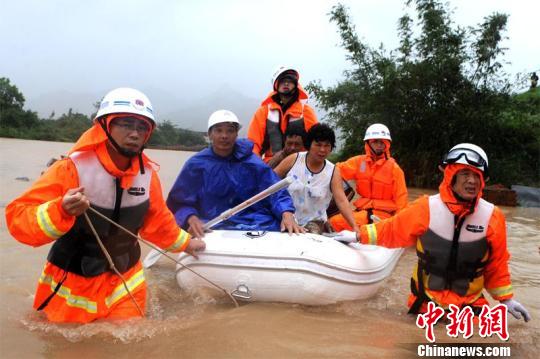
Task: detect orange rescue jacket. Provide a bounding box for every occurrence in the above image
[248,85,317,162]
[5,122,191,322]
[359,164,513,310]
[338,141,408,214]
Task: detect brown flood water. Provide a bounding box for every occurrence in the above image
[1,138,538,358]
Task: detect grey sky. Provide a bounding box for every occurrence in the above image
[2,0,538,121]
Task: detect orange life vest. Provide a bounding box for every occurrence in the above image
[261,103,306,157]
[353,156,397,214]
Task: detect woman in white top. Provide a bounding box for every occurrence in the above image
[274,124,358,234]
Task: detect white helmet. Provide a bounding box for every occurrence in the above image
[207,110,242,130]
[443,143,489,175]
[364,123,391,141]
[271,66,299,91]
[95,87,155,124]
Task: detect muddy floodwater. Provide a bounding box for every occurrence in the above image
[1,138,538,358]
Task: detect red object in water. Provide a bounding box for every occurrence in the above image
[482,184,517,206]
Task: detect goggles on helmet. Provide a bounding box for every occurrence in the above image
[278,71,298,82]
[443,148,487,171]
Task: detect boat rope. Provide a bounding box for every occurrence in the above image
[84,212,145,316]
[87,207,239,308]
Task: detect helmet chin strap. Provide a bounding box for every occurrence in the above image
[278,87,297,101]
[98,118,146,174]
[367,141,387,159]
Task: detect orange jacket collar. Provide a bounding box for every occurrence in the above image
[364,139,391,162]
[261,83,309,106]
[68,118,157,189]
[439,163,485,216]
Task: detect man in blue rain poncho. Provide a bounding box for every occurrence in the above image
[166,110,304,238]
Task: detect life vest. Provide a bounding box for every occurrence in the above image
[410,194,493,312]
[47,151,151,277]
[353,156,397,213]
[261,103,305,156]
[286,152,335,225]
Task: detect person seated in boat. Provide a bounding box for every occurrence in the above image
[5,88,205,323]
[273,123,358,235]
[328,123,408,230]
[166,110,304,238]
[266,126,306,169]
[346,143,531,321]
[248,66,318,164]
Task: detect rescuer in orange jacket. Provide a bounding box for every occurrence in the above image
[329,123,408,231]
[5,88,205,323]
[248,66,318,163]
[335,143,530,321]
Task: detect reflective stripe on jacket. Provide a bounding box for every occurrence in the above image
[47,151,151,276]
[6,132,192,322]
[359,164,514,309]
[416,194,492,298]
[33,261,147,323]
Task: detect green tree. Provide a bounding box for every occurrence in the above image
[0,77,25,111]
[0,77,39,130]
[51,109,93,141]
[147,120,207,149]
[308,0,538,187]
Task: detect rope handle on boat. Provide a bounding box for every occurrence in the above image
[87,207,239,308]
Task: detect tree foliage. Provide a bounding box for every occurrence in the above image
[308,0,539,187]
[147,120,207,149]
[0,77,39,129]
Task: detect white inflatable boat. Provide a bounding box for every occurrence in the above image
[174,230,403,305]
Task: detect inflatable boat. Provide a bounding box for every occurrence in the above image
[174,230,403,305]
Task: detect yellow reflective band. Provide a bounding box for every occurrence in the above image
[36,202,65,239]
[366,224,377,245]
[488,284,513,298]
[166,230,189,252]
[105,269,145,308]
[38,273,97,314]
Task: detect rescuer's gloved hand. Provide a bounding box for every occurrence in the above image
[501,299,531,322]
[330,230,358,244]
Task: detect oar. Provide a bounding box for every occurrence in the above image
[143,177,294,268]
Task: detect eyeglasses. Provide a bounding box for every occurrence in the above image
[443,148,487,169]
[112,117,151,135]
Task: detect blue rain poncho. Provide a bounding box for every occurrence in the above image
[166,139,295,231]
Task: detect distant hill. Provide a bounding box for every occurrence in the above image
[25,87,186,119]
[163,85,260,136]
[26,90,101,118]
[24,85,262,137]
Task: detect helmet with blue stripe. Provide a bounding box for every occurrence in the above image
[95,87,155,125]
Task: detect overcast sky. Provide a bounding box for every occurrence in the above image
[2,0,538,118]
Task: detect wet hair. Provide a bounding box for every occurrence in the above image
[305,123,336,150]
[284,126,306,143]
